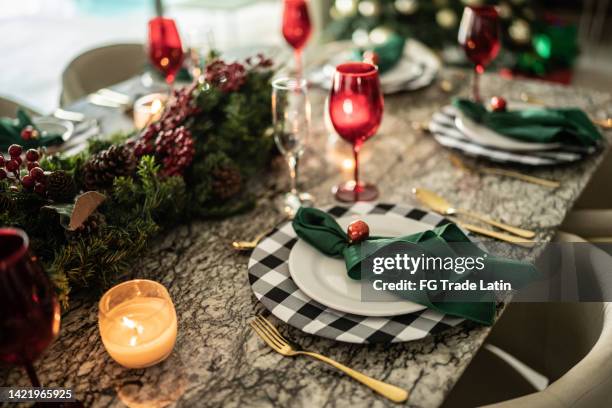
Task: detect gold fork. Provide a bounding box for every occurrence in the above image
[250,315,409,403]
[450,154,560,188]
[232,232,267,251]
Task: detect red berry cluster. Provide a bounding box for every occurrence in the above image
[205,59,247,93]
[131,84,198,177]
[0,144,46,195]
[245,53,274,70]
[154,126,195,178]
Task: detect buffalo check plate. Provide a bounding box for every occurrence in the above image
[247,202,466,344]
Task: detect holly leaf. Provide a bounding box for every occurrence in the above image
[43,191,106,230]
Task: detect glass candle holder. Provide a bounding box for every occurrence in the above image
[133,93,167,129]
[99,279,177,369]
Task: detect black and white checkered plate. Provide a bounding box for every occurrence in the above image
[248,202,465,344]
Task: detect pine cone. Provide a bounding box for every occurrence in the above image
[0,193,14,213]
[65,212,106,241]
[82,145,136,191]
[212,165,242,200]
[47,170,77,202]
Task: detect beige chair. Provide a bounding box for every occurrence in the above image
[562,150,612,241]
[444,232,612,407]
[60,43,146,106]
[0,96,41,118]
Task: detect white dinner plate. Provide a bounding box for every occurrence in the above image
[288,213,429,317]
[453,101,562,152]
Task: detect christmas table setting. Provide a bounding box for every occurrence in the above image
[2,2,612,408]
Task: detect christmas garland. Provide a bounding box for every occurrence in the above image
[0,54,276,307]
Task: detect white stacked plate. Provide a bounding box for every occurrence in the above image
[307,39,440,94]
[248,202,467,344]
[429,102,598,166]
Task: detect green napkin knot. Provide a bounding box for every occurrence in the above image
[0,109,64,152]
[292,207,539,325]
[452,98,602,147]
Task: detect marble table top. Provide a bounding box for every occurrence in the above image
[3,69,612,408]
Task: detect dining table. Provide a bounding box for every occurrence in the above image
[2,67,611,408]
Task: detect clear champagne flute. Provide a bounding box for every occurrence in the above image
[272,77,314,217]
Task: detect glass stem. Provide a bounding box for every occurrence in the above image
[294,49,302,79]
[25,362,41,387]
[473,66,481,102]
[288,155,298,195]
[353,144,360,188]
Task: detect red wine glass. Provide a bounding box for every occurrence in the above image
[458,6,501,102]
[0,229,61,387]
[148,17,185,88]
[282,0,312,76]
[329,62,384,202]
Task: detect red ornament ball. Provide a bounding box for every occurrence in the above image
[21,126,34,141]
[347,220,370,243]
[26,149,39,162]
[490,96,507,112]
[5,159,19,173]
[21,175,35,189]
[0,168,7,180]
[363,50,380,66]
[29,166,45,182]
[8,144,23,158]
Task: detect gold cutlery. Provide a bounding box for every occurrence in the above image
[232,232,267,251]
[457,222,534,247]
[450,154,560,188]
[520,93,612,130]
[413,188,536,239]
[250,315,409,403]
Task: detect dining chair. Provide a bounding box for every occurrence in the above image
[0,96,41,118]
[443,232,612,407]
[562,151,612,241]
[60,43,146,106]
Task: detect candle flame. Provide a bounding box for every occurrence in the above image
[151,99,163,115]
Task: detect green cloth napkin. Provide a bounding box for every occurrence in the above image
[453,98,602,147]
[292,207,539,325]
[350,33,406,74]
[0,109,64,152]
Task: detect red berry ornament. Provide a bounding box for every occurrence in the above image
[27,161,40,171]
[21,126,34,141]
[347,220,370,244]
[29,166,45,182]
[363,50,380,66]
[490,96,507,112]
[26,149,39,162]
[34,182,46,195]
[5,159,19,173]
[21,175,35,189]
[8,144,22,158]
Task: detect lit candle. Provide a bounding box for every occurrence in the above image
[133,93,167,129]
[99,279,177,369]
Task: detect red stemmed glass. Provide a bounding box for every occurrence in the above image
[148,17,185,87]
[329,62,384,202]
[282,0,312,76]
[0,229,83,406]
[458,6,501,102]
